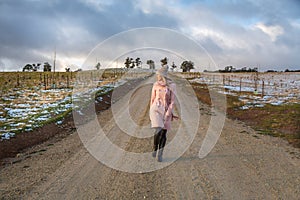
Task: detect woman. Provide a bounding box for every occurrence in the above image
[149,65,176,162]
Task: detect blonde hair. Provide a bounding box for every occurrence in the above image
[157,74,169,86]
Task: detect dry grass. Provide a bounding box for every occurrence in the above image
[191,82,300,148]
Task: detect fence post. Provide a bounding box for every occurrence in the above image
[44,74,46,90]
[261,79,265,97]
[17,74,20,87]
[222,75,225,86]
[254,72,258,92]
[39,73,42,83]
[239,77,242,94]
[67,73,70,88]
[46,74,49,89]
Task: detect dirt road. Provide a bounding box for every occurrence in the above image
[1,75,299,199]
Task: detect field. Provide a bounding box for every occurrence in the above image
[187,72,300,147]
[0,70,299,145]
[0,69,151,140]
[0,70,300,199]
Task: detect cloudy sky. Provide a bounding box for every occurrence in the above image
[0,0,299,72]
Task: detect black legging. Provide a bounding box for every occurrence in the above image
[153,128,167,151]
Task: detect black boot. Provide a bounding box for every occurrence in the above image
[153,129,162,158]
[152,150,157,158]
[157,149,163,162]
[157,129,167,162]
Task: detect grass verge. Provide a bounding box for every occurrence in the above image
[191,82,300,148]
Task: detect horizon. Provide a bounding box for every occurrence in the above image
[1,64,299,73]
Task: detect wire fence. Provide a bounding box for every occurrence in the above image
[180,72,300,100]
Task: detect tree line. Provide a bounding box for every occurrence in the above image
[22,62,52,72]
[217,66,258,73]
[124,57,195,72]
[21,57,196,72]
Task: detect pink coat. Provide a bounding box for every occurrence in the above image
[149,80,176,130]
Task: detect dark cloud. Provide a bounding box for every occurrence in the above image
[0,0,179,70]
[0,0,299,71]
